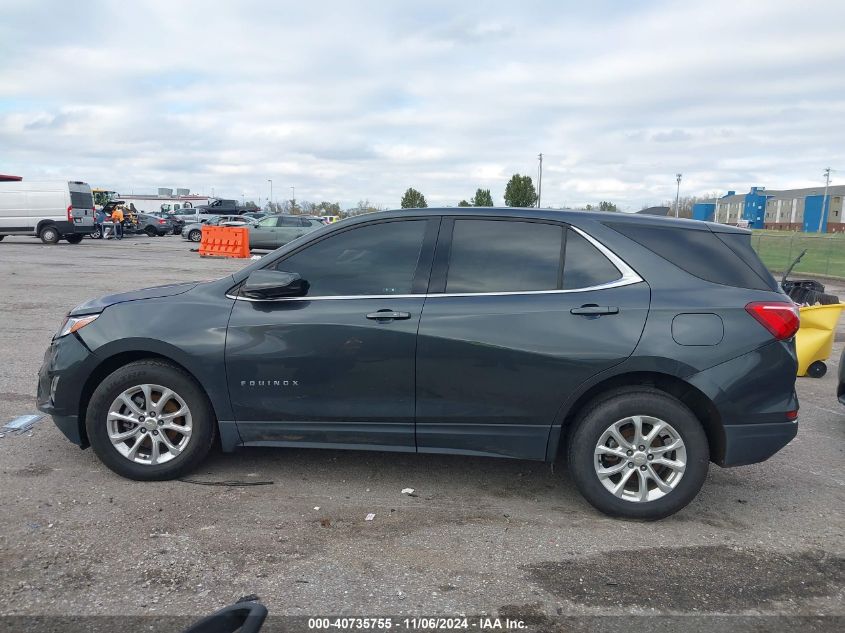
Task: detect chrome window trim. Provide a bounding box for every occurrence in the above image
[228,224,643,303]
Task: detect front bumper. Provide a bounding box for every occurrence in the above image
[36,332,98,448]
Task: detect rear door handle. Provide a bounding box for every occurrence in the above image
[570,305,619,316]
[366,310,412,321]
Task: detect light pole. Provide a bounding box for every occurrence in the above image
[537,153,543,208]
[674,173,682,218]
[290,186,295,212]
[267,179,273,208]
[817,167,831,233]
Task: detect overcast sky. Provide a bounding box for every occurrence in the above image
[1,0,844,210]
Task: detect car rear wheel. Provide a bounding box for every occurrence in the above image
[39,225,60,244]
[144,226,157,237]
[567,388,709,520]
[86,360,216,480]
[65,234,83,244]
[189,229,202,242]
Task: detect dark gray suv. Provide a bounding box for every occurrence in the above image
[37,208,799,519]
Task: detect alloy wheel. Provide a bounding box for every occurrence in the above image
[106,384,193,465]
[594,415,687,502]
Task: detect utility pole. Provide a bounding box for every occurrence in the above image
[817,167,831,233]
[674,173,682,218]
[267,179,273,209]
[537,153,543,208]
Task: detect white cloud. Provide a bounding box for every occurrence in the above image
[0,0,844,209]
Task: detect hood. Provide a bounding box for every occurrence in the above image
[69,282,199,315]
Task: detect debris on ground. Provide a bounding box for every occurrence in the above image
[1,414,45,435]
[365,513,375,521]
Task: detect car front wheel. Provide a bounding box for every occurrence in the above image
[86,360,216,480]
[567,388,709,520]
[189,229,202,242]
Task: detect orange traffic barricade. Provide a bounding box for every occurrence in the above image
[199,225,250,258]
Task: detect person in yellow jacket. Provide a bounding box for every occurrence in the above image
[111,206,125,240]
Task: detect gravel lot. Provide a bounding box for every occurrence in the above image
[0,235,842,627]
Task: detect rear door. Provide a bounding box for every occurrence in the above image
[277,216,307,245]
[68,182,94,229]
[415,218,650,460]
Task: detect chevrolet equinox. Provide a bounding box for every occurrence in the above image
[37,208,800,519]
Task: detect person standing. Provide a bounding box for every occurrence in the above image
[94,208,106,238]
[111,205,125,240]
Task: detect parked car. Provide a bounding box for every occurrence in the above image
[150,212,183,235]
[0,180,94,243]
[37,208,799,520]
[134,212,175,237]
[248,214,323,249]
[181,215,253,242]
[195,198,240,215]
[241,212,267,221]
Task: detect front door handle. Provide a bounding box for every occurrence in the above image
[366,310,412,321]
[570,305,619,316]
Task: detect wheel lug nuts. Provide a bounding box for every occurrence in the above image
[647,454,654,460]
[638,445,645,451]
[628,462,634,468]
[640,465,646,471]
[626,450,633,456]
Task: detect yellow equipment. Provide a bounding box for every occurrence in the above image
[795,303,844,378]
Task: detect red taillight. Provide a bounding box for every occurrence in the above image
[158,219,166,224]
[786,409,798,421]
[745,301,800,340]
[67,205,73,221]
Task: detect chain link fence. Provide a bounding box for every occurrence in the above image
[751,231,845,279]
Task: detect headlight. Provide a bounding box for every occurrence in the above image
[57,314,100,338]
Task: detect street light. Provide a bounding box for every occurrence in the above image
[674,174,682,218]
[267,179,273,208]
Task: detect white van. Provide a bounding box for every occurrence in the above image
[0,180,95,244]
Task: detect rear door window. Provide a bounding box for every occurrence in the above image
[562,229,623,289]
[445,219,563,293]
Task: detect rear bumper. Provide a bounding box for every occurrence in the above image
[687,339,799,467]
[720,420,797,467]
[54,220,94,236]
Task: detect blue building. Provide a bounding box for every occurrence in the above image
[712,185,845,232]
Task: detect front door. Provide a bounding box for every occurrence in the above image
[226,217,438,451]
[248,215,280,249]
[415,218,650,460]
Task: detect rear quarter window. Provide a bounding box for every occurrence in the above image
[605,223,774,290]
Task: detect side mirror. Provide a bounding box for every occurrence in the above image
[241,270,309,300]
[180,599,268,633]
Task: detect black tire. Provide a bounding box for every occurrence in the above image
[65,234,83,244]
[807,361,827,378]
[567,387,709,520]
[144,226,157,237]
[0,235,5,241]
[189,229,202,242]
[91,225,102,239]
[39,225,60,244]
[85,360,216,481]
